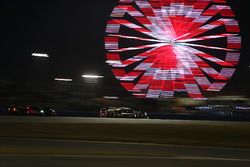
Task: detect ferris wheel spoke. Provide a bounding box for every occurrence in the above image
[135,0,177,38]
[145,16,176,40]
[175,19,227,40]
[178,45,234,67]
[176,46,229,81]
[111,19,163,40]
[177,34,237,43]
[109,43,168,52]
[185,0,212,27]
[113,3,175,39]
[108,34,165,43]
[178,42,236,52]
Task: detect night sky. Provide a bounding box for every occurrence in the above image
[0,0,249,104]
[0,0,117,81]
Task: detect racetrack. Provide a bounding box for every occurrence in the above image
[0,137,250,167]
[0,116,250,166]
[1,115,250,125]
[0,116,250,148]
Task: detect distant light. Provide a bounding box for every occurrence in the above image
[82,75,104,79]
[55,78,73,82]
[103,96,119,100]
[32,53,49,58]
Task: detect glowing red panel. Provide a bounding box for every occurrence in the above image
[105,0,241,100]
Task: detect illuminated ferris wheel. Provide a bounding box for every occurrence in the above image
[105,0,241,100]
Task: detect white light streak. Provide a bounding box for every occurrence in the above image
[55,78,73,82]
[82,75,104,79]
[32,53,49,58]
[103,96,119,100]
[178,43,236,51]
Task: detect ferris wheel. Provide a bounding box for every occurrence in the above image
[105,0,241,100]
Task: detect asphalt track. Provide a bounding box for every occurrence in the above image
[0,138,250,167]
[1,116,250,125]
[0,116,250,167]
[1,154,250,167]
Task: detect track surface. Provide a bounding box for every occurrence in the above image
[0,138,250,167]
[0,116,250,167]
[1,116,250,125]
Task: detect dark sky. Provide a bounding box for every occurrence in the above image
[0,0,118,81]
[0,0,249,100]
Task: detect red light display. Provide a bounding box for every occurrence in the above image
[105,0,241,100]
